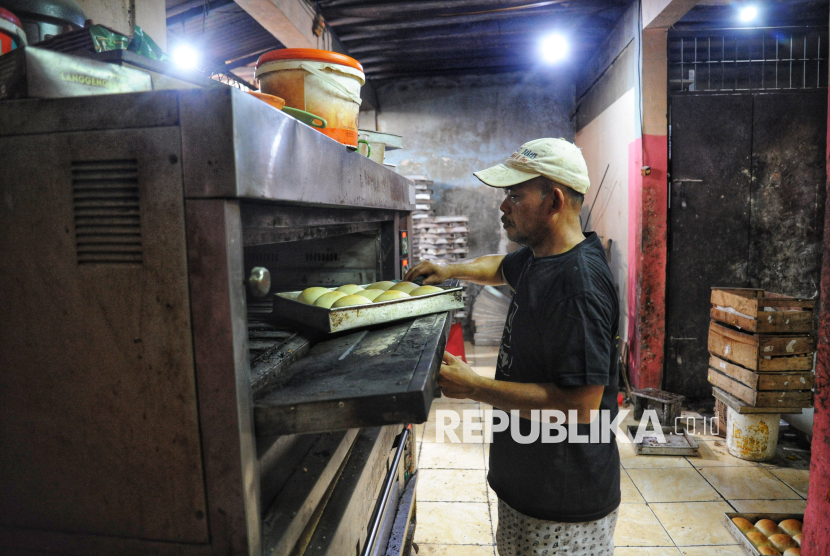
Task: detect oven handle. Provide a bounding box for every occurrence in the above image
[361,426,410,556]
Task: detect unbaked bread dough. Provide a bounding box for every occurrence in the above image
[298,287,331,305]
[314,291,348,308]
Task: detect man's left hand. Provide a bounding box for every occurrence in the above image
[438,351,483,399]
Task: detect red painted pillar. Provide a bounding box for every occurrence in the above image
[627,28,669,390]
[801,87,830,556]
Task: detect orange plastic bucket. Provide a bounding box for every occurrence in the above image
[256,49,364,147]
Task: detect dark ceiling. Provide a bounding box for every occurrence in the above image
[165,0,631,83]
[165,0,829,85]
[316,0,632,81]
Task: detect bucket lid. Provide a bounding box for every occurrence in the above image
[0,7,22,28]
[256,48,363,73]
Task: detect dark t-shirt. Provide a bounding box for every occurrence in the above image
[487,232,621,522]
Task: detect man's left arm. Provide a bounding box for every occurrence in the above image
[438,352,604,423]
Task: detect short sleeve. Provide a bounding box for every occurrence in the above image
[500,247,532,290]
[540,292,615,387]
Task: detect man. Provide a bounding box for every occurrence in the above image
[406,138,620,556]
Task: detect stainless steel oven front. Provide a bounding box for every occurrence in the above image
[0,87,446,556]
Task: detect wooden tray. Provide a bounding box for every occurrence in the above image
[709,355,814,390]
[711,288,814,334]
[626,425,700,456]
[708,321,814,371]
[713,386,806,415]
[708,367,813,408]
[723,512,804,556]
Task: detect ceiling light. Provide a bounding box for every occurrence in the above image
[172,44,199,70]
[739,5,758,22]
[541,34,568,63]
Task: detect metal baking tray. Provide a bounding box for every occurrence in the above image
[271,283,464,333]
[723,512,804,556]
[626,425,700,456]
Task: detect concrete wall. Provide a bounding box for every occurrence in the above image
[576,86,636,341]
[573,4,640,346]
[77,0,167,50]
[361,71,575,259]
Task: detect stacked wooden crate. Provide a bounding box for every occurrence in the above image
[406,175,434,221]
[472,285,511,345]
[411,216,470,321]
[707,288,815,414]
[404,175,433,263]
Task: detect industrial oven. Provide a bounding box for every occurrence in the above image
[0,87,451,556]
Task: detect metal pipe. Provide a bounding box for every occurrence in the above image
[361,427,410,556]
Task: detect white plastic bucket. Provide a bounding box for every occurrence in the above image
[256,54,364,147]
[726,407,780,461]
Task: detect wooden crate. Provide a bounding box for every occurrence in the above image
[712,386,807,414]
[707,368,813,408]
[709,355,814,390]
[710,288,814,333]
[708,321,814,371]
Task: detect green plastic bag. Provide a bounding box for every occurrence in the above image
[88,24,168,62]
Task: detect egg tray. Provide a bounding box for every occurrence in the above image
[723,513,804,556]
[271,283,464,333]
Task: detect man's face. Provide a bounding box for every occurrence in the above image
[499,178,550,247]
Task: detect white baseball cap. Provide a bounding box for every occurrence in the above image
[473,138,590,194]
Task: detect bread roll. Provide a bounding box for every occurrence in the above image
[389,281,419,293]
[366,281,396,291]
[779,520,802,536]
[332,295,371,308]
[356,289,386,301]
[335,284,365,295]
[410,285,443,296]
[758,547,781,556]
[783,548,801,556]
[747,531,772,548]
[792,533,802,546]
[769,534,797,552]
[314,291,348,308]
[732,517,755,533]
[298,287,331,305]
[373,290,410,302]
[756,519,783,537]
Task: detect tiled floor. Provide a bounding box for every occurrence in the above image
[411,342,810,555]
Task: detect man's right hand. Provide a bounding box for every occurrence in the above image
[405,260,454,285]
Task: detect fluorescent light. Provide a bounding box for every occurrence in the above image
[739,5,758,22]
[172,44,199,70]
[541,34,568,63]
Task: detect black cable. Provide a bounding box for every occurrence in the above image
[583,163,610,232]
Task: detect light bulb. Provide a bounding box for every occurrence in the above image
[739,6,758,22]
[172,44,199,70]
[541,34,568,64]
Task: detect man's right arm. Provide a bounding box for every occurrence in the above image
[404,254,507,286]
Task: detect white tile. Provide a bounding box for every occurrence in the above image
[728,499,807,513]
[414,502,493,545]
[680,547,746,556]
[614,504,675,547]
[698,467,801,500]
[768,468,810,498]
[615,548,681,556]
[626,468,722,503]
[419,442,486,469]
[650,501,737,546]
[417,469,488,503]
